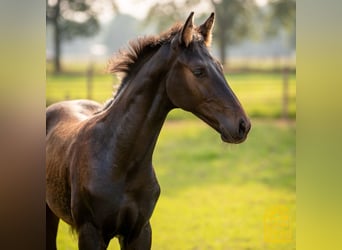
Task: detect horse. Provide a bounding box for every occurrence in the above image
[46,12,251,250]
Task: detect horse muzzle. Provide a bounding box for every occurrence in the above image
[219,117,251,144]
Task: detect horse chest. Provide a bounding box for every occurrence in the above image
[79,166,160,236]
[114,185,159,235]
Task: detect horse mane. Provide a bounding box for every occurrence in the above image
[101,22,205,111]
[107,23,183,83]
[96,24,184,112]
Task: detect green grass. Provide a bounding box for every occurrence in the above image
[225,73,296,119]
[46,73,115,105]
[56,119,295,250]
[47,72,296,119]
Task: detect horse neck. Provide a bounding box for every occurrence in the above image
[97,47,174,168]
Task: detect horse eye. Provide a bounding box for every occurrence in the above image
[192,68,205,78]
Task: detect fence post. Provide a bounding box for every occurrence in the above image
[86,61,94,100]
[282,67,289,120]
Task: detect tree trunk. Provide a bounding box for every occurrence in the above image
[218,32,227,67]
[282,67,289,120]
[53,21,62,74]
[52,0,62,74]
[86,61,94,99]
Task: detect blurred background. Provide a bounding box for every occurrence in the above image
[46,0,296,249]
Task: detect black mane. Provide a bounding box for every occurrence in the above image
[107,23,183,84]
[99,25,183,112]
[104,22,205,109]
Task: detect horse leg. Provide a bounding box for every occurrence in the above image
[78,222,106,250]
[119,222,152,250]
[46,204,59,250]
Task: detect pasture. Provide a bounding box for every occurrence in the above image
[46,71,296,119]
[47,71,296,249]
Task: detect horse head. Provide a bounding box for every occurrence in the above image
[166,12,251,143]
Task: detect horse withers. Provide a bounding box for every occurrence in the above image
[46,12,251,250]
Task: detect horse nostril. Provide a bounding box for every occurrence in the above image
[238,119,247,138]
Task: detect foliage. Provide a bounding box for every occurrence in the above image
[144,1,189,32]
[210,0,256,43]
[145,0,257,64]
[59,16,99,40]
[46,0,117,73]
[56,119,296,249]
[265,0,296,48]
[46,0,107,40]
[267,0,296,33]
[211,0,258,64]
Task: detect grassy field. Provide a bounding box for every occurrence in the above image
[55,119,295,250]
[47,70,296,249]
[46,71,296,119]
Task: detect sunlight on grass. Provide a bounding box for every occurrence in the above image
[152,184,295,250]
[56,120,295,249]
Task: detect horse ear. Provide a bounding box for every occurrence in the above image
[198,12,215,46]
[179,12,195,47]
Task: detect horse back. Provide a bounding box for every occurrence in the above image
[46,99,102,135]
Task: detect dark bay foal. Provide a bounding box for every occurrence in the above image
[46,12,250,250]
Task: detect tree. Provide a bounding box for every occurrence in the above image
[46,0,117,74]
[209,0,257,65]
[145,0,257,65]
[263,0,295,120]
[265,0,296,49]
